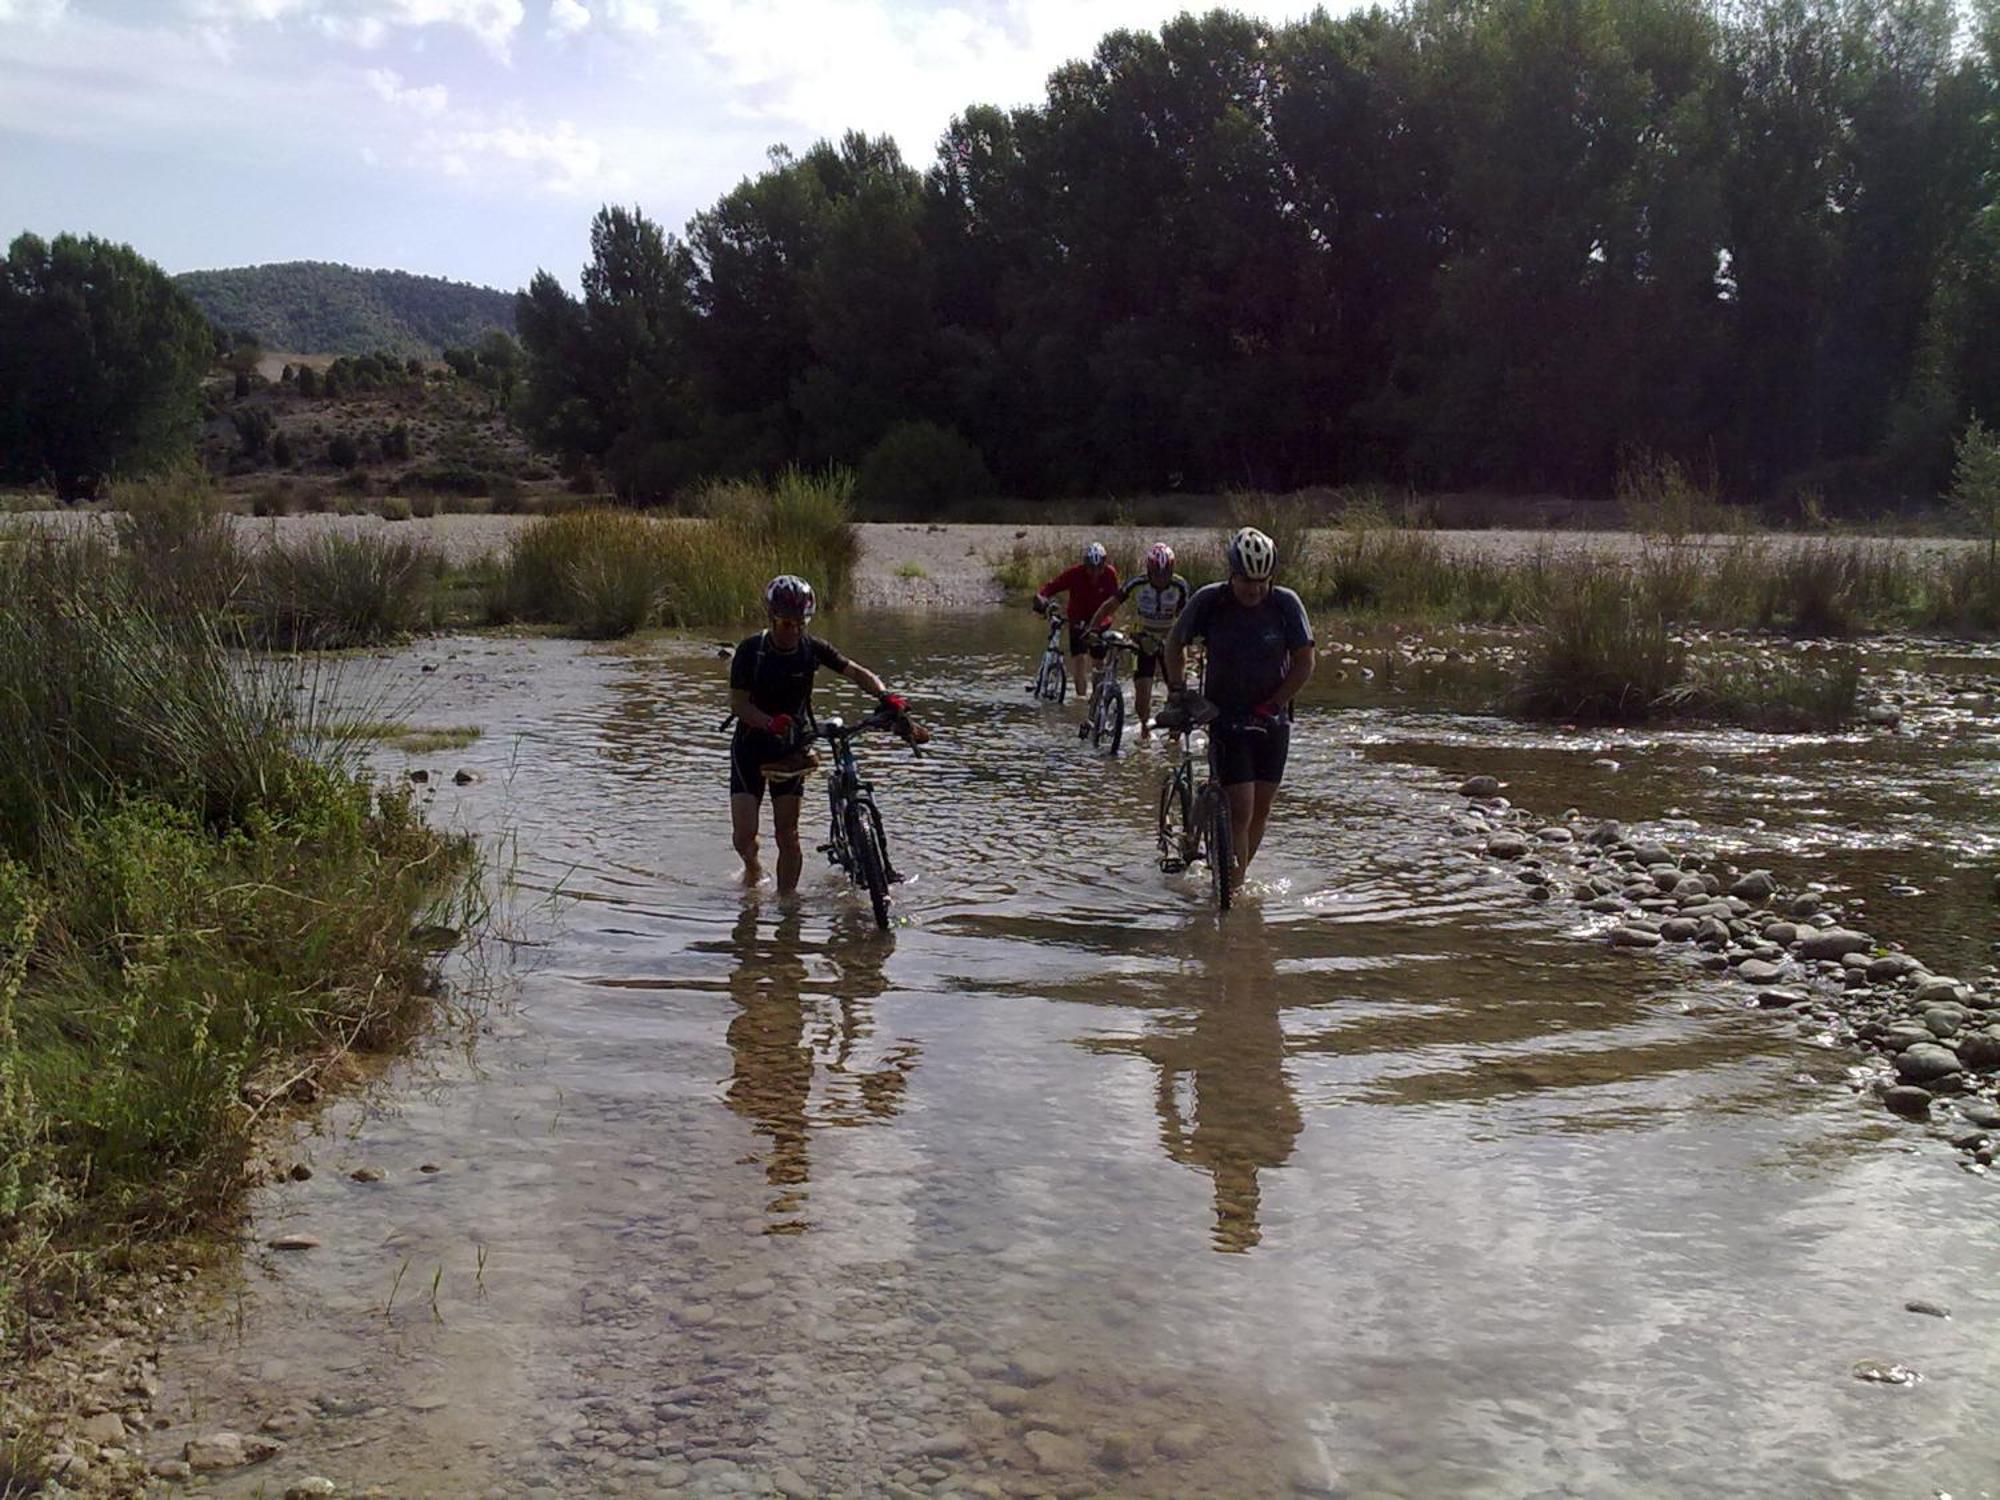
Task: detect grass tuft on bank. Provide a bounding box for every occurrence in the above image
[485,467,859,637]
[0,536,470,1344]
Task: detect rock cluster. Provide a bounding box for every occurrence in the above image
[1454,775,2000,1165]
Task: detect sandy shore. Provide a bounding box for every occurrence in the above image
[7,511,1976,610]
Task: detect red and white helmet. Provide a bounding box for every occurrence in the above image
[1144,541,1176,581]
[764,574,816,621]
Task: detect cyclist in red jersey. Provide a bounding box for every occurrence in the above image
[1032,541,1121,702]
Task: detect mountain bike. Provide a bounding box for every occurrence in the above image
[1156,706,1262,912]
[1029,603,1068,703]
[1081,629,1138,754]
[814,704,921,931]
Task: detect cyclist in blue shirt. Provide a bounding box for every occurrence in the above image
[1159,528,1315,883]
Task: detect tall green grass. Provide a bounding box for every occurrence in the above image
[486,468,859,636]
[0,536,468,1342]
[243,533,445,649]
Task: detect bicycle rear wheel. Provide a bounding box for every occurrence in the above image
[1106,685,1125,755]
[1050,654,1068,704]
[846,804,892,930]
[1208,787,1234,911]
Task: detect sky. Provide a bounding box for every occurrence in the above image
[0,0,1326,292]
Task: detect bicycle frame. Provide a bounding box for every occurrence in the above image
[1029,604,1068,702]
[1085,631,1138,752]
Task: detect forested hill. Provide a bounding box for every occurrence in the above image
[175,262,516,356]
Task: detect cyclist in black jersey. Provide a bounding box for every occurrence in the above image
[730,575,896,893]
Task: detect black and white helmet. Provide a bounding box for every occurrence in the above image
[1228,527,1277,581]
[1083,540,1107,567]
[765,574,816,621]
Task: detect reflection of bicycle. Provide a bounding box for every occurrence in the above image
[1081,629,1138,754]
[1156,706,1263,912]
[1029,603,1067,703]
[814,706,919,931]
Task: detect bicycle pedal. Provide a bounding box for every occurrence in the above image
[1159,858,1187,874]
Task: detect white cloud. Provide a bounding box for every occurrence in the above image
[0,0,70,22]
[548,0,588,35]
[657,0,1312,156]
[187,0,526,51]
[366,64,451,115]
[603,0,660,35]
[414,117,611,192]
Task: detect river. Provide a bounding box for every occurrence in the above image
[148,612,2000,1499]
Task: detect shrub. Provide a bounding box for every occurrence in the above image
[854,421,996,516]
[243,534,442,648]
[1949,418,2000,579]
[270,429,294,468]
[382,421,413,462]
[378,496,412,522]
[327,432,360,469]
[111,465,248,615]
[407,492,438,519]
[1513,568,1690,722]
[0,539,466,1328]
[488,474,856,635]
[250,480,294,518]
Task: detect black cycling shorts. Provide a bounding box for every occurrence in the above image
[1134,650,1159,681]
[1210,718,1290,787]
[729,733,806,803]
[1066,625,1107,659]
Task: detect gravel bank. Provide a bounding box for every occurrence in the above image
[8,511,1978,610]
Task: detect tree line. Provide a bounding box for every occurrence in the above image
[517,0,2000,510]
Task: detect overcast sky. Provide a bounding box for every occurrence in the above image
[0,0,1326,292]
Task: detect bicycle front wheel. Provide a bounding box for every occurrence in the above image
[846,804,892,931]
[1158,770,1192,869]
[1106,685,1125,755]
[1209,788,1234,911]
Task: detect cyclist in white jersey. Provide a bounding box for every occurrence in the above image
[1090,541,1191,738]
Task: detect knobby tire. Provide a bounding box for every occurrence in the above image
[1107,685,1124,755]
[846,804,892,931]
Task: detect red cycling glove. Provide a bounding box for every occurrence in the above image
[1254,701,1281,719]
[765,713,792,738]
[881,693,908,713]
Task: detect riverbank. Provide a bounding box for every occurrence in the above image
[0,536,472,1495]
[9,509,1987,611]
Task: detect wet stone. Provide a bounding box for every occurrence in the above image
[1738,960,1788,984]
[1869,954,1923,982]
[1922,1008,1965,1039]
[1764,921,1800,947]
[1610,926,1662,949]
[1883,1086,1935,1118]
[1486,835,1528,859]
[1757,989,1809,1009]
[1895,1044,1962,1084]
[1959,1099,2000,1129]
[1800,928,1872,961]
[1458,775,1502,798]
[1023,1431,1086,1473]
[1904,1300,1951,1319]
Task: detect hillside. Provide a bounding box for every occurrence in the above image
[175,261,516,357]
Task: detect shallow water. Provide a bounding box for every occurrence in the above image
[154,614,2000,1499]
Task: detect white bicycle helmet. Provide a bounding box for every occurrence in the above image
[1228,527,1276,580]
[1083,541,1107,567]
[764,574,816,621]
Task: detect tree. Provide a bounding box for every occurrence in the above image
[0,232,215,498]
[1950,417,2000,578]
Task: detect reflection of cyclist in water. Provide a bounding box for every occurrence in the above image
[724,904,916,1226]
[1142,916,1301,1252]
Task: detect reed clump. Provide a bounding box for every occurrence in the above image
[242,532,445,649]
[486,468,858,637]
[0,536,469,1341]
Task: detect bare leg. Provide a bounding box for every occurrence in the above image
[1134,676,1153,734]
[1242,781,1281,873]
[731,793,763,885]
[772,794,804,893]
[1069,653,1092,701]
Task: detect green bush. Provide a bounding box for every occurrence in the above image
[1512,568,1690,723]
[243,534,442,648]
[488,472,857,635]
[854,421,996,515]
[327,432,360,469]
